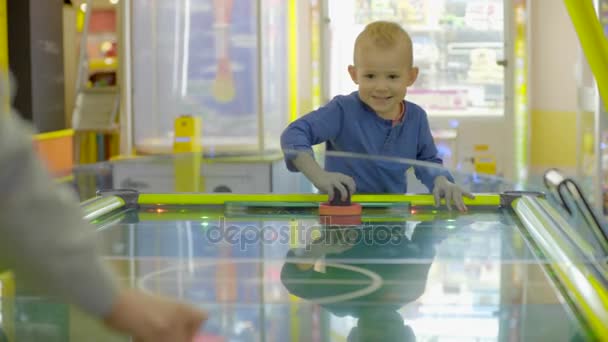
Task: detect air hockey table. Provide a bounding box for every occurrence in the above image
[60,187,606,342]
[1,177,608,341]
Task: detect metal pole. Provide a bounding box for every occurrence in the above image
[75,0,92,93]
[118,0,133,155]
[257,0,265,153]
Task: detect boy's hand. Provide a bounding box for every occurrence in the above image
[313,171,356,201]
[290,153,355,201]
[433,176,475,212]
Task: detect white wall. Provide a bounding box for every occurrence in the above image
[528,0,580,176]
[530,0,578,112]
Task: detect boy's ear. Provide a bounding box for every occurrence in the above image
[348,65,358,84]
[407,67,419,86]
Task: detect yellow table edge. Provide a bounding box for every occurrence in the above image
[549,262,608,340]
[137,193,500,206]
[136,212,456,223]
[512,197,608,340]
[33,128,74,141]
[84,193,500,225]
[0,271,14,297]
[0,270,15,341]
[83,196,127,221]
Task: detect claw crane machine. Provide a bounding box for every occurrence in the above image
[324,0,530,190]
[112,0,313,194]
[131,0,287,154]
[573,0,608,213]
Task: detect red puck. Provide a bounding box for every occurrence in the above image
[319,202,362,216]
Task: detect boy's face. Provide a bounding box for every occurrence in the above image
[348,42,418,119]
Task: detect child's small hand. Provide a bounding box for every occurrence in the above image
[313,171,356,201]
[433,176,475,212]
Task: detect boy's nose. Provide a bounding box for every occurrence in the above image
[374,83,389,92]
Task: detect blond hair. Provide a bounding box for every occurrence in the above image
[353,21,413,66]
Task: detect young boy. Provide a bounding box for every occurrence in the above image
[281,21,473,212]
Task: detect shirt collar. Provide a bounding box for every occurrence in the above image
[392,101,406,126]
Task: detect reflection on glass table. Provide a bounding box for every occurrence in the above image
[1,156,607,341]
[88,188,605,341]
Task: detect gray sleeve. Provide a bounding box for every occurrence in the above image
[0,114,120,318]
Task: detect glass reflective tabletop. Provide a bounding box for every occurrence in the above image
[3,152,606,342]
[88,203,591,341]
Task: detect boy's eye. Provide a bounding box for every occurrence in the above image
[389,75,400,79]
[364,74,375,79]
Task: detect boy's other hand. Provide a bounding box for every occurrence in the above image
[433,176,475,212]
[313,171,356,201]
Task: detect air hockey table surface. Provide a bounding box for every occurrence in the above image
[73,190,608,341]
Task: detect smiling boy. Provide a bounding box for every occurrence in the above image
[281,21,473,211]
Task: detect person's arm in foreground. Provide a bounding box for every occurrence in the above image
[0,112,206,340]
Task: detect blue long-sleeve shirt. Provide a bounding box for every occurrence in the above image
[281,91,453,193]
